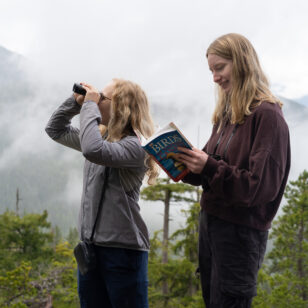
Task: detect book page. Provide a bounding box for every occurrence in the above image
[141,122,176,146]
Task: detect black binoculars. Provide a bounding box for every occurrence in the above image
[73,83,87,96]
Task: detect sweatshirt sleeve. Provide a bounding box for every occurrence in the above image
[79,101,145,168]
[45,95,82,151]
[201,108,290,207]
[182,172,202,186]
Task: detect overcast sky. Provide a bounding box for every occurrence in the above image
[0,0,307,102]
[0,0,307,232]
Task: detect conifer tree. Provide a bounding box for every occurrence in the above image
[0,210,53,268]
[67,226,79,248]
[171,202,200,296]
[147,197,203,308]
[141,178,195,301]
[267,170,308,306]
[141,178,195,263]
[253,170,308,307]
[0,210,78,307]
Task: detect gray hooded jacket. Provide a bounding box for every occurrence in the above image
[45,96,150,251]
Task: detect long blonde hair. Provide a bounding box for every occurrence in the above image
[99,78,158,184]
[206,33,282,129]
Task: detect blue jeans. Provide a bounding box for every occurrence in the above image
[77,246,149,308]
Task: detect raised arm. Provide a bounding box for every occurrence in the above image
[45,95,82,151]
[79,101,145,168]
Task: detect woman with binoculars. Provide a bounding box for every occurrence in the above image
[46,79,158,308]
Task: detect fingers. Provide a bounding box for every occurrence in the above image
[179,157,201,173]
[73,93,85,105]
[178,147,201,157]
[80,82,90,88]
[80,82,100,104]
[177,153,199,165]
[178,147,192,155]
[81,82,96,92]
[176,147,209,174]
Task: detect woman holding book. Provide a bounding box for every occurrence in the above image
[178,33,290,307]
[45,78,158,308]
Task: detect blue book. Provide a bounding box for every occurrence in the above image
[141,122,193,182]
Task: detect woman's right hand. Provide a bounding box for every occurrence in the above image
[177,147,209,174]
[73,93,85,106]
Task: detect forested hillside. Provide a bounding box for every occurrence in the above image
[0,171,307,307]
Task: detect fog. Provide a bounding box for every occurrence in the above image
[0,0,307,234]
[1,0,308,99]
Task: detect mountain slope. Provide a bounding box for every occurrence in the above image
[0,45,33,102]
[0,45,307,234]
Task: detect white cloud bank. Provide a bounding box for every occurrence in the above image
[0,0,307,100]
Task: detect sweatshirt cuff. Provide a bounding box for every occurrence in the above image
[67,95,82,111]
[201,155,219,179]
[81,100,102,123]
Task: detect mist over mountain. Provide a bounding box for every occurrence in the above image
[0,46,33,103]
[294,95,308,108]
[0,46,307,235]
[0,46,84,234]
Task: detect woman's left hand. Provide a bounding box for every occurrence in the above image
[81,83,101,104]
[177,147,209,174]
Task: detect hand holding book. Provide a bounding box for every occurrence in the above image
[177,147,209,174]
[141,122,193,181]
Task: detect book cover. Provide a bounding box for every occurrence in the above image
[141,122,193,182]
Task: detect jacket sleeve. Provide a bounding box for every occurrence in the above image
[79,101,145,168]
[201,109,290,207]
[45,95,82,151]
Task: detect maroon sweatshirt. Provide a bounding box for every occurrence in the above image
[183,101,291,231]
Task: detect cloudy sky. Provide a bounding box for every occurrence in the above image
[0,0,307,232]
[0,0,307,102]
